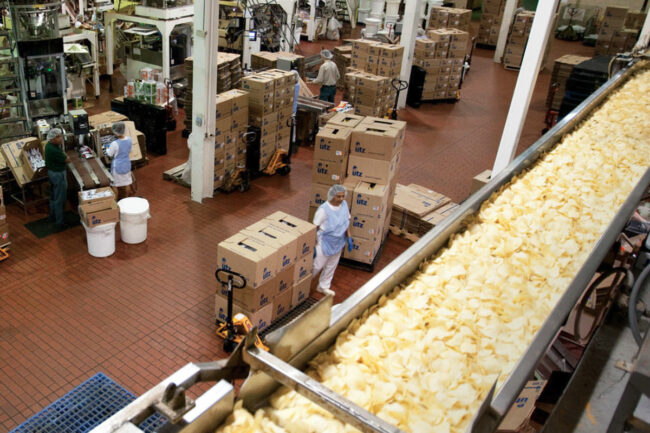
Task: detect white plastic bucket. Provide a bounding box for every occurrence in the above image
[359,0,371,9]
[358,8,370,24]
[82,221,117,258]
[384,14,400,28]
[370,11,383,20]
[370,0,385,15]
[118,197,151,244]
[385,0,400,16]
[365,18,381,36]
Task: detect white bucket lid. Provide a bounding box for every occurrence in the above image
[358,8,370,12]
[366,18,382,24]
[118,197,150,215]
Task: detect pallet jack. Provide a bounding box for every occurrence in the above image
[0,246,8,262]
[215,268,269,353]
[387,78,409,120]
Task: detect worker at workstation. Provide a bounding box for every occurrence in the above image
[312,184,354,296]
[44,128,71,231]
[105,121,134,200]
[311,49,339,103]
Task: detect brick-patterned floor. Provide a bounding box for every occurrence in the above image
[0,29,594,430]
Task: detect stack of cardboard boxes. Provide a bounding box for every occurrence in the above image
[390,184,458,238]
[242,70,296,170]
[344,71,393,117]
[502,10,535,69]
[478,0,507,46]
[546,55,591,112]
[333,45,352,89]
[0,186,9,247]
[414,29,468,100]
[250,51,306,79]
[428,6,472,32]
[309,113,406,264]
[216,212,317,330]
[214,89,249,190]
[78,187,119,229]
[595,7,645,56]
[350,39,404,80]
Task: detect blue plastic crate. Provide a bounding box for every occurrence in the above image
[11,372,166,433]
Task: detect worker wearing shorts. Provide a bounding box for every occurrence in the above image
[312,184,352,296]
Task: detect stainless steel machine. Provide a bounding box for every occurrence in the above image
[91,59,650,433]
[8,0,68,128]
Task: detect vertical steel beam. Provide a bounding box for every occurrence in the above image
[397,0,422,108]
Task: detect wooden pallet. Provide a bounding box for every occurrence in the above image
[476,43,496,50]
[162,163,190,188]
[504,65,521,72]
[388,224,420,243]
[421,97,460,104]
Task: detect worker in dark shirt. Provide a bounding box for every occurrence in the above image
[44,128,70,230]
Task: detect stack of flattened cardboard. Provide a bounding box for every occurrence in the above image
[595,7,645,55]
[415,29,468,100]
[503,10,535,69]
[216,212,317,330]
[333,45,352,89]
[242,69,296,169]
[390,184,451,236]
[428,6,472,32]
[214,89,249,190]
[546,55,590,111]
[344,71,393,117]
[0,186,9,247]
[78,187,119,228]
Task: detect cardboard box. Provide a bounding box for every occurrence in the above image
[231,109,248,131]
[276,265,294,295]
[217,232,279,288]
[293,254,314,285]
[315,126,352,163]
[88,111,128,128]
[81,200,119,228]
[347,153,399,184]
[351,125,401,161]
[264,211,317,259]
[242,75,275,93]
[244,221,298,270]
[422,202,459,226]
[312,158,347,185]
[215,294,273,331]
[78,187,115,213]
[350,213,384,241]
[20,140,47,181]
[292,276,312,307]
[308,205,318,226]
[216,273,278,312]
[273,288,293,321]
[497,381,546,433]
[352,182,389,217]
[393,183,450,218]
[470,169,491,194]
[343,235,382,264]
[311,182,330,208]
[216,93,233,119]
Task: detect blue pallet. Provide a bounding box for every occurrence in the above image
[11,372,167,433]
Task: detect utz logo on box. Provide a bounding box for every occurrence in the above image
[257,318,268,330]
[221,257,231,271]
[302,242,310,255]
[319,140,330,151]
[299,266,307,280]
[91,216,102,224]
[351,243,359,251]
[352,217,364,228]
[351,165,363,177]
[282,255,291,267]
[277,303,286,317]
[356,194,367,206]
[317,162,329,174]
[260,293,270,306]
[315,194,325,205]
[354,142,366,154]
[297,290,306,303]
[218,308,227,322]
[263,267,272,280]
[279,278,288,292]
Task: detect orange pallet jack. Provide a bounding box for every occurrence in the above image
[263,149,291,176]
[215,268,269,353]
[0,246,8,262]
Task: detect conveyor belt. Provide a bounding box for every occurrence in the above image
[92,60,650,433]
[67,150,112,190]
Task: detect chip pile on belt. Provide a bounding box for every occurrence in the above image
[216,68,650,433]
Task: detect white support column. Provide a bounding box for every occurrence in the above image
[189,0,219,202]
[90,31,100,98]
[493,0,517,63]
[308,1,316,41]
[397,0,422,109]
[492,0,559,176]
[158,22,171,81]
[106,12,115,75]
[634,9,650,50]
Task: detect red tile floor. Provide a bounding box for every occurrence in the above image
[0,28,594,430]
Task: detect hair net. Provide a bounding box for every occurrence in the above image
[111,121,126,135]
[46,128,63,140]
[320,49,333,60]
[328,184,347,201]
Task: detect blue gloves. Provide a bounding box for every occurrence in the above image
[347,237,354,252]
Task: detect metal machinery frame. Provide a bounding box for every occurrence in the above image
[62,29,101,99]
[93,59,650,433]
[104,7,193,83]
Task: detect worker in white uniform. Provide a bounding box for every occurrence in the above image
[312,184,354,296]
[311,49,340,103]
[105,122,133,200]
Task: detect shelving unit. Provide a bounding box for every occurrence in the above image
[0,28,28,143]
